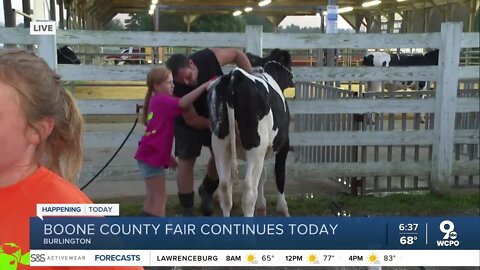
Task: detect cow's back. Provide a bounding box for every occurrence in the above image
[208,69,288,151]
[231,69,272,150]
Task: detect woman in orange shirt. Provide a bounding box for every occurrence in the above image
[0,49,143,270]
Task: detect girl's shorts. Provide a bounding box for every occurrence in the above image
[137,160,165,179]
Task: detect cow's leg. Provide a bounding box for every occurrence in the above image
[419,82,428,123]
[255,167,267,216]
[275,140,290,217]
[364,81,381,125]
[243,147,267,217]
[211,135,233,217]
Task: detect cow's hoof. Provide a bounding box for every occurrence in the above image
[198,184,214,216]
[255,208,267,216]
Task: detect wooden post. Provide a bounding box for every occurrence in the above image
[33,0,57,70]
[49,0,56,21]
[431,22,462,194]
[58,0,64,29]
[245,25,263,56]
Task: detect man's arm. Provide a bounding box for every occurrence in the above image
[182,105,210,130]
[210,48,253,73]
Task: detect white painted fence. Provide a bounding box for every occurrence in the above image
[1,23,478,194]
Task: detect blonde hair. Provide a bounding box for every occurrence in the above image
[0,49,84,182]
[142,67,171,125]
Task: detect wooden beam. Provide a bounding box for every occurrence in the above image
[428,0,446,17]
[431,23,463,194]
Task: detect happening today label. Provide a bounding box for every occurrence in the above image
[36,204,119,219]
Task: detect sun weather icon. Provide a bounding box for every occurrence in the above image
[368,253,380,264]
[246,253,258,264]
[308,253,319,264]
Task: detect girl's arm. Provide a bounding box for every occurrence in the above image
[182,105,210,130]
[178,80,212,109]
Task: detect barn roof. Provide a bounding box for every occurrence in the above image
[1,0,474,30]
[85,0,469,17]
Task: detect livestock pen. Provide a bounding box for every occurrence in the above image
[0,23,478,198]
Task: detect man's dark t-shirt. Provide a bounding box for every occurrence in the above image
[173,49,223,119]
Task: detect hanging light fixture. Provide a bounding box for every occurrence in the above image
[339,7,354,13]
[244,7,253,12]
[362,0,381,7]
[233,10,243,16]
[322,6,354,15]
[258,0,272,7]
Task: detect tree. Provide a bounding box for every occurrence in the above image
[104,19,124,30]
[191,14,245,32]
[157,13,186,31]
[125,13,153,31]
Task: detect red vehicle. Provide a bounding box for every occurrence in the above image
[104,47,146,65]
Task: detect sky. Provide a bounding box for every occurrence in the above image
[1,0,352,29]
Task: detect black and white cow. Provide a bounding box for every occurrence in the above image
[362,49,439,92]
[362,49,439,123]
[207,50,293,217]
[57,46,81,64]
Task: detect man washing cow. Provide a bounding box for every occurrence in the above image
[167,48,293,217]
[166,48,253,216]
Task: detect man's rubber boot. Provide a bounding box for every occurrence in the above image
[198,175,219,216]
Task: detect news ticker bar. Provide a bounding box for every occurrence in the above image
[31,217,480,250]
[30,250,479,267]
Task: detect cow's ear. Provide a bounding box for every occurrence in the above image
[271,49,291,66]
[281,50,292,66]
[20,252,30,265]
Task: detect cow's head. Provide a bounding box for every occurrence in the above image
[57,46,81,64]
[262,49,294,89]
[0,243,30,270]
[423,49,439,65]
[362,54,374,66]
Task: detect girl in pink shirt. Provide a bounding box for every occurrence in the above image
[135,67,211,216]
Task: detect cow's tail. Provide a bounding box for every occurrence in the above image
[227,101,239,185]
[227,70,242,185]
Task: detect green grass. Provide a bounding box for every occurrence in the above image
[97,192,479,217]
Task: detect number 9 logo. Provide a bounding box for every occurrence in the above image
[439,220,455,240]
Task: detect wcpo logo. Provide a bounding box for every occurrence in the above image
[436,220,459,247]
